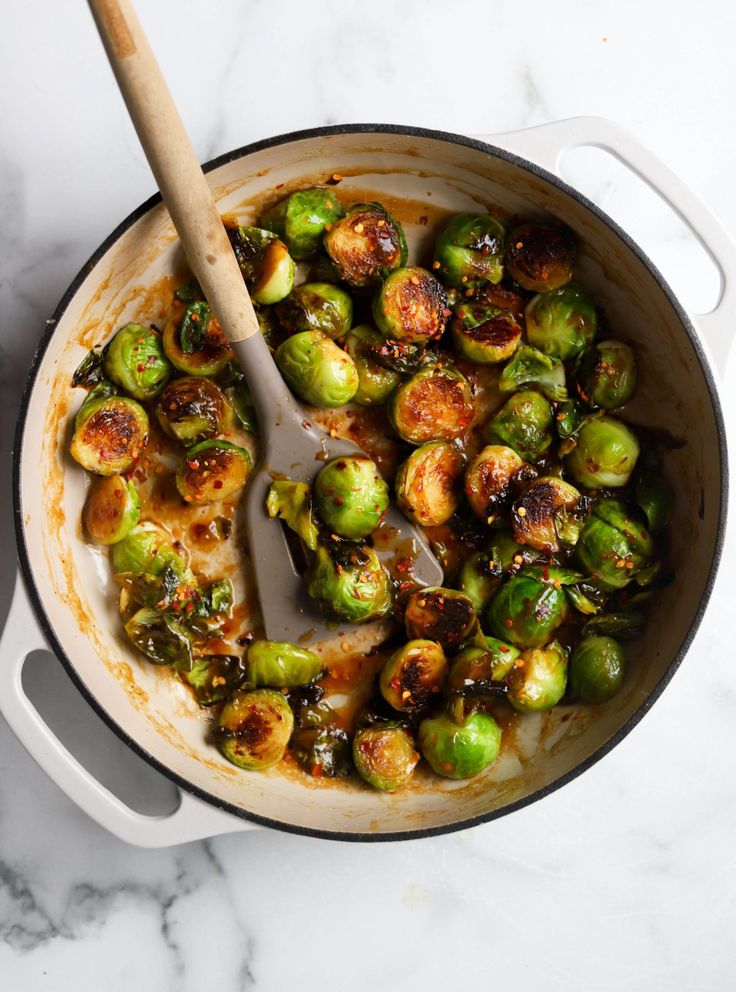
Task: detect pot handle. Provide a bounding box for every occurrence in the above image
[0,572,257,847]
[473,116,736,374]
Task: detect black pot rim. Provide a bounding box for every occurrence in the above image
[12,122,729,843]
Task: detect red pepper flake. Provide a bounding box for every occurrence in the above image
[504,618,513,628]
[213,480,223,490]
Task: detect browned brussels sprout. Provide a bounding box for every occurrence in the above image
[155,376,233,446]
[446,638,521,696]
[180,654,248,706]
[379,640,448,712]
[506,641,568,712]
[163,301,233,376]
[511,476,582,553]
[226,224,295,304]
[388,365,474,444]
[344,324,401,405]
[124,607,193,669]
[451,301,522,364]
[433,213,506,289]
[404,587,478,650]
[353,725,419,791]
[175,439,251,505]
[324,202,407,287]
[83,475,141,545]
[372,266,449,343]
[456,552,501,612]
[70,395,149,476]
[505,222,575,292]
[275,282,353,339]
[464,445,525,523]
[216,688,294,770]
[395,441,465,527]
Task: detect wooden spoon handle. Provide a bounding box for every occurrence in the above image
[87,0,259,343]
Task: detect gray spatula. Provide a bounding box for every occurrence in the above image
[88,0,443,644]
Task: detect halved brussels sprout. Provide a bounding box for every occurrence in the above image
[124,607,193,668]
[576,499,655,589]
[505,223,575,292]
[464,445,524,523]
[372,266,449,343]
[457,552,501,612]
[404,587,477,650]
[266,479,320,551]
[261,187,343,259]
[275,282,353,339]
[216,688,294,770]
[247,640,322,687]
[275,330,359,408]
[344,324,401,405]
[103,323,172,401]
[635,470,673,533]
[353,725,419,791]
[395,441,465,526]
[379,639,448,711]
[577,340,637,409]
[486,574,569,649]
[83,475,141,545]
[525,284,597,360]
[110,522,187,578]
[451,301,522,364]
[418,710,501,779]
[499,345,567,402]
[506,641,568,712]
[163,301,233,376]
[175,439,251,505]
[324,202,407,286]
[446,638,520,696]
[227,224,295,304]
[306,544,393,623]
[484,389,554,462]
[180,654,248,706]
[432,213,505,289]
[569,635,625,703]
[565,416,640,488]
[155,376,233,446]
[292,722,352,779]
[389,365,474,445]
[70,395,149,476]
[313,456,389,539]
[511,476,582,554]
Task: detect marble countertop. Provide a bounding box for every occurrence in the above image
[2,0,736,988]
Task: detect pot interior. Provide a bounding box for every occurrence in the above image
[18,128,724,837]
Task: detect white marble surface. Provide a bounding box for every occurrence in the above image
[3,0,736,988]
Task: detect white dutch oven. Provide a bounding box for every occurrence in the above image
[2,118,732,847]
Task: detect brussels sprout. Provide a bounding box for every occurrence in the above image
[180,654,248,706]
[163,302,232,376]
[577,340,637,409]
[457,552,500,612]
[511,476,582,554]
[70,395,149,476]
[525,284,597,360]
[576,499,655,589]
[275,330,359,408]
[569,636,625,703]
[102,323,172,401]
[418,711,501,779]
[110,522,187,578]
[247,640,322,687]
[306,544,393,623]
[155,376,233,446]
[484,389,553,462]
[175,439,251,505]
[464,445,524,523]
[275,282,353,339]
[124,607,193,669]
[451,301,522,364]
[292,724,352,778]
[432,213,506,289]
[372,266,449,343]
[324,202,407,287]
[352,725,419,790]
[389,365,474,445]
[216,688,294,770]
[313,456,389,539]
[227,224,295,304]
[404,587,477,650]
[379,639,448,711]
[395,441,465,526]
[581,611,645,640]
[446,638,521,695]
[344,324,401,405]
[261,187,343,259]
[266,479,319,551]
[506,641,568,712]
[486,574,569,649]
[74,379,120,423]
[505,223,575,292]
[226,383,258,435]
[366,337,429,374]
[554,398,597,444]
[565,416,640,488]
[635,470,673,532]
[83,475,140,545]
[499,345,567,402]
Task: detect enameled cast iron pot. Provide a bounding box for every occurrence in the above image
[3,118,733,847]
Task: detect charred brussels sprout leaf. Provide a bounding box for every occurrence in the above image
[484,389,554,462]
[247,640,322,687]
[372,266,449,343]
[499,345,568,402]
[216,688,294,770]
[388,365,474,444]
[447,638,520,696]
[505,223,575,292]
[418,711,501,779]
[83,475,140,545]
[511,476,582,554]
[110,522,188,578]
[124,607,194,669]
[456,551,501,612]
[306,544,393,623]
[226,382,258,434]
[581,610,645,640]
[175,439,251,505]
[163,303,232,376]
[569,635,625,703]
[506,641,568,712]
[379,639,448,711]
[635,470,673,532]
[180,654,248,706]
[324,202,407,287]
[488,529,547,573]
[486,574,569,649]
[313,456,389,539]
[365,337,428,375]
[404,587,477,651]
[103,323,172,401]
[293,725,352,778]
[155,376,233,446]
[70,395,149,476]
[433,213,506,289]
[464,445,525,523]
[565,416,640,488]
[226,224,295,304]
[275,330,359,407]
[344,324,401,405]
[525,284,597,360]
[577,340,637,409]
[451,301,522,364]
[261,187,343,259]
[72,349,105,388]
[266,479,320,551]
[353,725,419,791]
[276,282,353,339]
[395,441,465,526]
[576,499,655,589]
